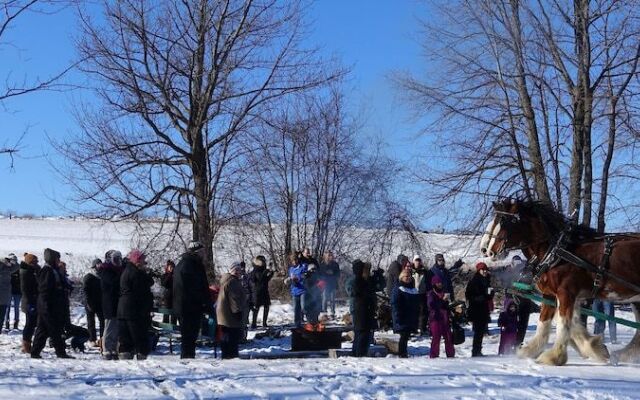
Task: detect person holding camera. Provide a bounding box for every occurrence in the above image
[465,262,494,357]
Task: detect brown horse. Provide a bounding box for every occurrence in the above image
[480,199,640,365]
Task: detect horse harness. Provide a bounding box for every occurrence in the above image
[529,230,640,297]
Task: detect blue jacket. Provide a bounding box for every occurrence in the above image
[391,285,419,333]
[288,263,308,296]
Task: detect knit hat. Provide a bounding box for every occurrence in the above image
[435,253,445,262]
[91,258,102,269]
[127,249,146,266]
[7,253,17,264]
[188,241,204,251]
[431,275,442,285]
[412,255,421,262]
[43,248,61,266]
[24,253,38,265]
[476,262,488,271]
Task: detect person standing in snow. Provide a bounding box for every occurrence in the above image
[302,264,323,325]
[173,241,210,359]
[0,254,20,333]
[240,261,252,339]
[30,248,74,359]
[287,252,308,328]
[249,255,273,328]
[216,262,247,359]
[351,260,377,357]
[320,251,340,317]
[465,262,494,357]
[427,275,455,358]
[411,255,428,335]
[391,269,419,358]
[98,250,124,360]
[20,253,40,353]
[160,260,177,324]
[498,299,518,355]
[83,258,104,348]
[117,249,154,360]
[4,253,21,330]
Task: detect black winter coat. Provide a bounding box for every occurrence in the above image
[352,276,377,331]
[320,261,340,290]
[83,271,103,314]
[98,262,123,319]
[36,264,67,327]
[117,262,154,320]
[172,252,209,317]
[391,285,419,333]
[10,269,21,295]
[160,272,174,308]
[249,265,273,307]
[465,272,492,324]
[19,262,39,313]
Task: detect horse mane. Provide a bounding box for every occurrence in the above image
[515,200,601,240]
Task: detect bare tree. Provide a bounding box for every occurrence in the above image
[55,0,341,275]
[1,0,74,165]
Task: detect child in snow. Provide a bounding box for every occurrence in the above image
[498,299,519,355]
[427,275,455,358]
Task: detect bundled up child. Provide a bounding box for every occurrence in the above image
[427,275,455,358]
[498,298,519,355]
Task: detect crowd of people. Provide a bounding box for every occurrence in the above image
[0,246,617,361]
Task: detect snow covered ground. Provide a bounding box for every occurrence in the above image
[1,217,639,399]
[0,302,639,399]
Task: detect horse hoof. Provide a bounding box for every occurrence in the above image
[536,349,568,366]
[517,345,542,359]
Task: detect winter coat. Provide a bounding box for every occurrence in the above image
[391,285,419,333]
[320,261,340,291]
[36,263,67,327]
[83,270,102,314]
[385,261,402,296]
[10,268,21,295]
[352,275,377,331]
[427,289,450,324]
[216,273,247,328]
[249,265,273,307]
[288,263,308,297]
[20,262,40,313]
[0,261,19,305]
[160,271,174,308]
[425,264,455,299]
[172,252,209,317]
[117,262,154,320]
[465,272,493,324]
[98,262,123,319]
[498,309,518,334]
[241,273,253,308]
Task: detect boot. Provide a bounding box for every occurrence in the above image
[13,321,18,330]
[136,353,147,360]
[57,353,75,359]
[21,340,32,354]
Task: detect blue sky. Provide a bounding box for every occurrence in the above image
[1,1,429,218]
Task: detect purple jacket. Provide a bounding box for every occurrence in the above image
[498,309,518,334]
[427,289,450,323]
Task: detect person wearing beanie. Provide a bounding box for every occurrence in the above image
[351,260,376,357]
[427,275,455,358]
[117,249,154,360]
[391,269,419,358]
[31,248,74,359]
[83,258,104,348]
[19,253,40,353]
[98,249,124,360]
[498,299,519,355]
[465,262,493,357]
[249,255,273,329]
[424,253,460,301]
[0,254,20,333]
[173,241,210,359]
[216,262,247,359]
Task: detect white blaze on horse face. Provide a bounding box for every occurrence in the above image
[486,221,502,257]
[480,218,497,254]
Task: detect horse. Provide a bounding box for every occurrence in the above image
[480,198,640,365]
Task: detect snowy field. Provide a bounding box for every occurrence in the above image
[0,301,639,399]
[1,217,640,399]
